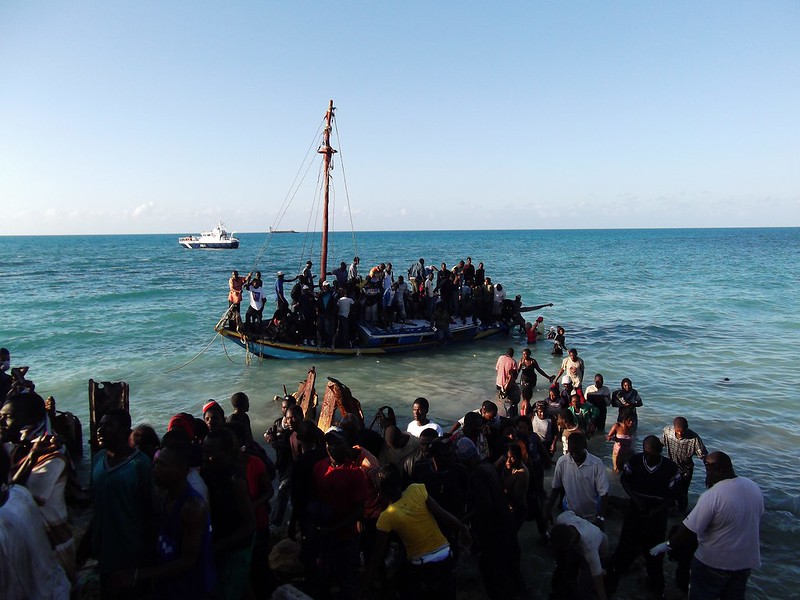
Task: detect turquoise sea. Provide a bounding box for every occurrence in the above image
[2,227,799,596]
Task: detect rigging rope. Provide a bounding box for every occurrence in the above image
[163,331,222,374]
[333,116,359,258]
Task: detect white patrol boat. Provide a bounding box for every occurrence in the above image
[178,222,240,249]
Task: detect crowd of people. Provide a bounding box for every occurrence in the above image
[0,337,765,600]
[224,256,530,348]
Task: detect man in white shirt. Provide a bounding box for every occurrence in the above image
[652,451,763,600]
[546,432,609,526]
[336,291,355,348]
[405,397,443,437]
[583,373,612,431]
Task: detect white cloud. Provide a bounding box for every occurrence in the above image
[131,201,155,217]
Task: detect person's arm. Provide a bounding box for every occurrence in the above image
[11,435,60,487]
[651,522,698,556]
[533,360,553,381]
[426,495,471,543]
[696,436,709,460]
[546,485,564,520]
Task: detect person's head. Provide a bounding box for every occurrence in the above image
[230,391,250,412]
[642,435,664,466]
[566,431,587,463]
[704,451,735,488]
[376,464,403,502]
[202,427,237,472]
[561,375,572,389]
[505,442,523,470]
[549,523,580,556]
[558,409,576,429]
[280,394,297,415]
[548,387,559,401]
[535,401,548,419]
[557,326,565,335]
[285,405,304,432]
[673,416,689,439]
[568,348,578,360]
[0,348,9,372]
[621,378,633,392]
[153,442,191,490]
[353,256,360,265]
[44,396,56,417]
[167,412,196,441]
[412,397,430,423]
[440,262,447,270]
[462,412,484,438]
[594,373,604,388]
[418,428,439,457]
[231,270,239,279]
[536,316,543,323]
[97,408,132,452]
[202,400,225,431]
[324,426,350,465]
[0,392,46,443]
[306,260,312,268]
[480,400,498,421]
[569,391,580,408]
[521,348,531,359]
[129,424,160,460]
[467,257,472,265]
[516,416,532,437]
[619,408,636,428]
[455,436,480,468]
[296,420,322,450]
[505,347,514,358]
[496,284,503,291]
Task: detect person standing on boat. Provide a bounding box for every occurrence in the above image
[424,271,437,322]
[336,288,356,348]
[244,276,266,330]
[274,271,297,314]
[228,270,251,330]
[347,256,360,283]
[463,256,476,285]
[316,281,338,347]
[300,261,314,288]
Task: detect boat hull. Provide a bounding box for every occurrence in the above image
[179,240,240,249]
[216,318,509,359]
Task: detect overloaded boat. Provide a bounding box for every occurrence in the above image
[179,222,239,249]
[214,101,550,358]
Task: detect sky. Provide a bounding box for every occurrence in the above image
[1,1,799,235]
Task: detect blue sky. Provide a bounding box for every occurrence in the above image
[1,1,798,234]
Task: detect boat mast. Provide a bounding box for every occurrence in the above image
[318,99,337,284]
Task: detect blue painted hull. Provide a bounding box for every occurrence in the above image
[216,319,509,359]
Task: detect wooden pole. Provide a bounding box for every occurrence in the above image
[318,100,337,285]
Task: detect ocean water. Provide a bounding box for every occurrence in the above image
[1,227,799,596]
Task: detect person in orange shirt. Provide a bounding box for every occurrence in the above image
[227,270,251,330]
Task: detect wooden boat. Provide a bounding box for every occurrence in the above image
[214,100,550,359]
